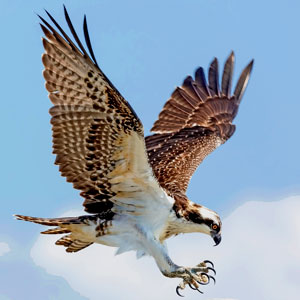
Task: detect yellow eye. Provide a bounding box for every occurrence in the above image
[212,224,218,230]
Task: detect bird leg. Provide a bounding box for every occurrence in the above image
[134,225,216,296]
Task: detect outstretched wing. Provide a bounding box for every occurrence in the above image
[40,8,168,215]
[146,52,253,195]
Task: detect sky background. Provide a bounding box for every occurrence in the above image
[1,0,300,299]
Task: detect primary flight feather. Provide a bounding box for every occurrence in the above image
[15,7,253,296]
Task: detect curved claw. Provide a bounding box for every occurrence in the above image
[207,267,216,275]
[176,286,184,297]
[188,283,203,294]
[195,287,203,294]
[209,275,216,285]
[188,283,197,290]
[203,260,214,268]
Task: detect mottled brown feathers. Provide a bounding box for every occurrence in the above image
[40,8,145,214]
[39,9,253,217]
[146,52,253,207]
[55,235,93,252]
[146,127,220,194]
[14,213,114,252]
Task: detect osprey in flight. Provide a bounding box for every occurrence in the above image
[16,7,253,296]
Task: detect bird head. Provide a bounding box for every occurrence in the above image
[185,204,222,246]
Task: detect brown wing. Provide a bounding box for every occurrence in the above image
[40,8,163,215]
[146,52,253,195]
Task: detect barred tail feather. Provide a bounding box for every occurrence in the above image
[41,228,71,234]
[14,214,94,252]
[14,214,75,226]
[56,235,93,252]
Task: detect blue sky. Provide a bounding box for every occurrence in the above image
[1,0,300,299]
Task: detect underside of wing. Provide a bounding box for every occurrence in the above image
[146,52,253,195]
[40,7,166,215]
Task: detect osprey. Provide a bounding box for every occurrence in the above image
[15,7,253,296]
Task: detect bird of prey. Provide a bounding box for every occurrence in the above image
[15,7,253,296]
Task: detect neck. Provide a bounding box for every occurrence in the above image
[160,199,220,242]
[160,208,206,242]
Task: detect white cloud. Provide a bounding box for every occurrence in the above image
[0,242,10,256]
[31,196,300,300]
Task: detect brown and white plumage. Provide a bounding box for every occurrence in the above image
[16,7,253,295]
[146,54,253,213]
[38,8,168,219]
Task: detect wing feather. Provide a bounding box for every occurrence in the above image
[221,51,234,97]
[208,58,220,97]
[83,15,100,69]
[195,67,211,98]
[40,8,168,216]
[234,60,254,104]
[146,52,253,196]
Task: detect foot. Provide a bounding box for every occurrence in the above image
[164,260,216,297]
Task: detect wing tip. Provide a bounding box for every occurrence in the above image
[211,56,219,66]
[83,12,100,69]
[208,57,220,96]
[221,51,235,97]
[228,50,235,62]
[247,59,255,71]
[233,57,254,104]
[14,214,21,220]
[195,66,205,77]
[38,5,102,73]
[14,214,29,221]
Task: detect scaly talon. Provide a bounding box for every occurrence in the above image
[195,287,203,294]
[176,286,184,297]
[188,284,203,294]
[207,266,216,275]
[172,260,217,296]
[203,260,214,268]
[188,283,197,290]
[209,275,216,284]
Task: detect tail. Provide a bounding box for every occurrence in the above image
[15,214,94,253]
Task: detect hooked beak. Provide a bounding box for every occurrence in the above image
[211,232,222,246]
